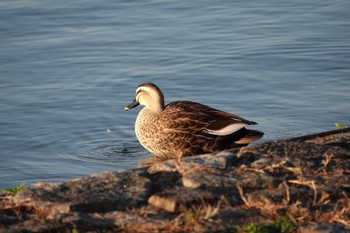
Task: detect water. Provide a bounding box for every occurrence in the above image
[1,0,349,188]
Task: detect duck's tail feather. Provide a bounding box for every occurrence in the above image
[234,129,264,144]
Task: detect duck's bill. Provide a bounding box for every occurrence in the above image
[124,99,139,111]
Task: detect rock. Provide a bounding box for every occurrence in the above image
[13,169,152,215]
[148,195,176,212]
[147,150,232,174]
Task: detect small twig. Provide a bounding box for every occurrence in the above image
[285,211,298,226]
[342,191,350,204]
[282,180,290,204]
[316,153,335,174]
[93,212,105,221]
[288,179,318,206]
[242,167,266,174]
[236,184,250,207]
[330,215,350,228]
[311,180,318,205]
[282,166,303,175]
[316,192,330,205]
[322,153,334,168]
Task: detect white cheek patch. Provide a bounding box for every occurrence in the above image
[138,95,146,106]
[205,123,247,136]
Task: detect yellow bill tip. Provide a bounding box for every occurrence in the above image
[124,107,129,111]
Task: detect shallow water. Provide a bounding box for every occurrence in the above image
[1,0,349,188]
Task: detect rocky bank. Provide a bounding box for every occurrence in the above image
[1,128,350,232]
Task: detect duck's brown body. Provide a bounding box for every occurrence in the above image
[125,83,263,158]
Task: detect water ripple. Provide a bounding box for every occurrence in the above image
[73,140,150,165]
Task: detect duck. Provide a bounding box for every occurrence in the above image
[125,83,263,159]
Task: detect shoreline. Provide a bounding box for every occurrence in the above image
[1,128,350,232]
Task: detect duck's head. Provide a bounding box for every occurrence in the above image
[124,83,165,113]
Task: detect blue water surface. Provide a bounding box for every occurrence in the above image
[0,0,349,188]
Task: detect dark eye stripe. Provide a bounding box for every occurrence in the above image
[136,88,148,96]
[136,89,143,96]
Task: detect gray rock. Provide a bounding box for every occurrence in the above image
[14,169,152,214]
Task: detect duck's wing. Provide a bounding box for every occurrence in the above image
[163,101,257,136]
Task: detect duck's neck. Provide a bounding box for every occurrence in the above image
[145,94,164,114]
[148,102,164,114]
